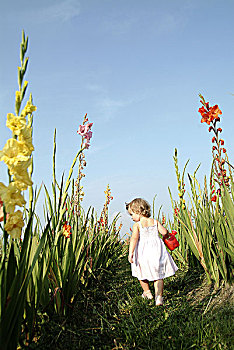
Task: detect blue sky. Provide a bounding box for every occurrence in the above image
[0,0,234,236]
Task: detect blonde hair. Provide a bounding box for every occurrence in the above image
[126,198,151,218]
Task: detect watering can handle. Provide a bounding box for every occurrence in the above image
[171,230,177,236]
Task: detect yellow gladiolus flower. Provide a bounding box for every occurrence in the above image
[7,157,33,191]
[18,126,34,156]
[4,210,24,239]
[8,157,31,174]
[0,182,26,213]
[13,181,30,191]
[13,170,33,191]
[18,126,32,143]
[6,113,26,135]
[18,140,34,156]
[0,138,29,167]
[21,101,37,117]
[15,91,21,102]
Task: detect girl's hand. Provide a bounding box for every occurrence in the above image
[163,232,170,240]
[128,223,139,264]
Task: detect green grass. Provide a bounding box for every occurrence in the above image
[33,254,233,350]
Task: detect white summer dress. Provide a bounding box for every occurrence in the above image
[131,220,178,281]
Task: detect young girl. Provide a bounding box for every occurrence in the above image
[126,198,178,306]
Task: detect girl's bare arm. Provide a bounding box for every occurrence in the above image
[157,220,170,239]
[128,223,140,263]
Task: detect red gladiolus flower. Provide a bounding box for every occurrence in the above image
[211,195,217,202]
[0,199,4,222]
[209,105,222,120]
[208,126,213,132]
[62,224,71,238]
[198,101,222,125]
[201,115,211,125]
[220,139,224,145]
[222,148,227,153]
[217,128,222,132]
[212,146,217,150]
[198,106,206,116]
[198,107,210,124]
[212,137,216,143]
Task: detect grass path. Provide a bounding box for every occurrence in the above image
[35,255,233,350]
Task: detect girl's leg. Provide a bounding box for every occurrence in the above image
[140,279,153,299]
[154,279,164,305]
[140,279,150,292]
[154,279,164,296]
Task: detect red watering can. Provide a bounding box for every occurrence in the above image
[163,230,179,251]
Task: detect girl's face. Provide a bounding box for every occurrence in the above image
[128,208,140,222]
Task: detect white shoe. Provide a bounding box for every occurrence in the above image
[155,295,163,306]
[142,290,153,300]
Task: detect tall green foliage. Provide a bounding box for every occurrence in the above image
[170,148,233,287]
[0,32,123,349]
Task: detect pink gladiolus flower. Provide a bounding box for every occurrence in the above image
[77,125,87,136]
[84,130,93,140]
[77,118,93,149]
[86,123,93,131]
[77,124,93,138]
